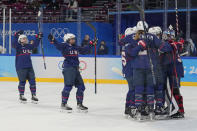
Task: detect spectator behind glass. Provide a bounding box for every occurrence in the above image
[69,0,78,19]
[81,35,92,54]
[63,0,71,19]
[97,41,108,55]
[0,45,6,54]
[48,0,60,10]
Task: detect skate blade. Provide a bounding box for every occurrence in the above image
[31,100,38,104]
[19,100,27,104]
[149,113,155,121]
[124,114,131,119]
[170,116,185,120]
[155,115,169,120]
[60,109,73,113]
[135,115,149,122]
[76,108,88,113]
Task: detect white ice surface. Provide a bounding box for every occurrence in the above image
[0,82,196,131]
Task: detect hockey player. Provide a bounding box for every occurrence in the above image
[119,27,137,117]
[160,27,185,118]
[12,30,43,103]
[48,33,95,113]
[129,21,163,120]
[148,27,168,118]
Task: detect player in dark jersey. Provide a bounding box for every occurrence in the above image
[12,30,43,103]
[119,27,137,117]
[160,27,185,118]
[48,33,95,113]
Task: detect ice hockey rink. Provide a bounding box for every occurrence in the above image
[0,82,196,131]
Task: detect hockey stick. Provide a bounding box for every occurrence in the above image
[168,1,181,116]
[85,22,97,94]
[175,0,179,36]
[111,67,123,77]
[38,8,46,70]
[131,3,157,86]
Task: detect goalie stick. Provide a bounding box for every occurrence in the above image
[85,22,97,94]
[38,8,46,70]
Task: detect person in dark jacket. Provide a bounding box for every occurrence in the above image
[81,35,92,54]
[97,40,108,55]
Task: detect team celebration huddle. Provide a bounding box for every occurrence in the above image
[12,20,185,122]
[120,21,185,121]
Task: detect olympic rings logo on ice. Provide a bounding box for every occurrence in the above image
[50,28,70,39]
[0,30,36,36]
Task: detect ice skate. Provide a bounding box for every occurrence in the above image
[135,106,148,121]
[19,95,27,104]
[124,106,131,118]
[170,112,184,119]
[31,95,39,104]
[147,106,155,121]
[154,106,169,120]
[77,103,88,113]
[60,103,73,113]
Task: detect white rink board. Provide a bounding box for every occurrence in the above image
[31,56,123,80]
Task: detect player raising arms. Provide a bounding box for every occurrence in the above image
[48,33,95,113]
[12,30,43,103]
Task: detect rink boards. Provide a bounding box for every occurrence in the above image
[0,56,197,86]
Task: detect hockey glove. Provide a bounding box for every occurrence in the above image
[36,32,43,40]
[89,39,98,46]
[15,30,24,37]
[138,40,146,50]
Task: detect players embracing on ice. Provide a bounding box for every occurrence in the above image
[160,26,185,118]
[48,33,95,113]
[130,21,166,121]
[148,26,169,119]
[119,27,137,117]
[12,30,43,103]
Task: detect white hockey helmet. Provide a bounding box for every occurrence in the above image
[136,21,148,31]
[18,34,28,44]
[148,27,156,35]
[149,26,162,37]
[63,33,76,42]
[155,26,162,34]
[124,26,137,36]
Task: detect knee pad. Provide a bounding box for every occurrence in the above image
[146,86,154,94]
[19,81,26,86]
[135,86,144,94]
[63,85,73,93]
[29,79,36,86]
[156,85,164,91]
[127,89,133,94]
[76,84,85,92]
